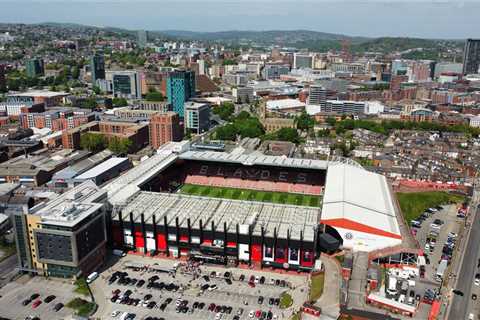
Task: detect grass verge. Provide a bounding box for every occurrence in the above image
[279,292,293,309]
[309,272,325,302]
[180,184,321,207]
[397,191,465,224]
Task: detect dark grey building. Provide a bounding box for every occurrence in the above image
[91,54,105,84]
[463,39,480,75]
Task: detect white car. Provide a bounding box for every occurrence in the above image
[254,276,260,284]
[448,232,458,239]
[249,310,255,318]
[208,284,218,291]
[469,313,474,320]
[215,313,222,320]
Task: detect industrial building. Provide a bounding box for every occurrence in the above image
[73,157,130,186]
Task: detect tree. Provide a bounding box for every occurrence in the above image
[92,85,101,94]
[112,97,128,107]
[81,97,97,109]
[326,117,337,126]
[80,133,106,152]
[295,111,315,131]
[276,127,300,144]
[215,124,238,141]
[145,91,164,102]
[212,102,235,121]
[108,137,132,155]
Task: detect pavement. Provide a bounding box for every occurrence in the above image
[0,255,18,288]
[447,205,480,320]
[315,255,340,319]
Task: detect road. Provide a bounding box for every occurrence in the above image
[448,205,480,320]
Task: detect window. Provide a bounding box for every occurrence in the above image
[168,234,177,241]
[289,248,299,261]
[303,251,312,262]
[276,247,285,259]
[264,247,273,259]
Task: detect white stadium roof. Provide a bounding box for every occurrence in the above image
[321,163,402,251]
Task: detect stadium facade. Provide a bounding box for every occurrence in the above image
[104,142,403,270]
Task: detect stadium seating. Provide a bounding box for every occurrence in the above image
[182,162,324,196]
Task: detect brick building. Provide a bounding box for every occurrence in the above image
[149,112,183,149]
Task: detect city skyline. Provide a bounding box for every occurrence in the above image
[1,1,480,39]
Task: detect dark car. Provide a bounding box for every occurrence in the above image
[144,294,152,301]
[22,299,31,306]
[201,284,210,291]
[226,278,232,285]
[147,301,156,309]
[198,302,205,309]
[203,275,210,282]
[165,297,173,304]
[274,298,280,306]
[268,297,274,305]
[258,296,264,304]
[136,280,145,288]
[159,302,167,311]
[259,276,265,284]
[30,293,40,300]
[453,289,464,296]
[53,302,64,312]
[224,272,231,278]
[44,295,56,303]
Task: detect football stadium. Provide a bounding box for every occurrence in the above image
[104,142,403,270]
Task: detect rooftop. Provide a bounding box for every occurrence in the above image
[8,90,68,98]
[179,150,328,170]
[74,157,128,180]
[115,191,319,241]
[30,180,106,227]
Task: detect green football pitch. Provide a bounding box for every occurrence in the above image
[179,184,321,207]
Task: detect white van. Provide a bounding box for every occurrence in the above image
[86,271,99,284]
[387,277,397,296]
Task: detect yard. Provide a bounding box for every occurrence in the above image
[397,191,465,224]
[180,184,321,207]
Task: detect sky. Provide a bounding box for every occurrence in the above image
[0,0,479,39]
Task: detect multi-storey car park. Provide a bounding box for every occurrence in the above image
[104,142,405,272]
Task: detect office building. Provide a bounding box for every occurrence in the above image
[184,102,210,134]
[149,112,183,149]
[6,90,68,107]
[137,30,147,48]
[166,70,196,118]
[463,39,480,75]
[106,70,142,99]
[90,54,105,84]
[308,85,327,106]
[13,181,108,278]
[26,58,44,78]
[293,53,314,69]
[232,86,254,104]
[261,64,290,80]
[322,100,365,114]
